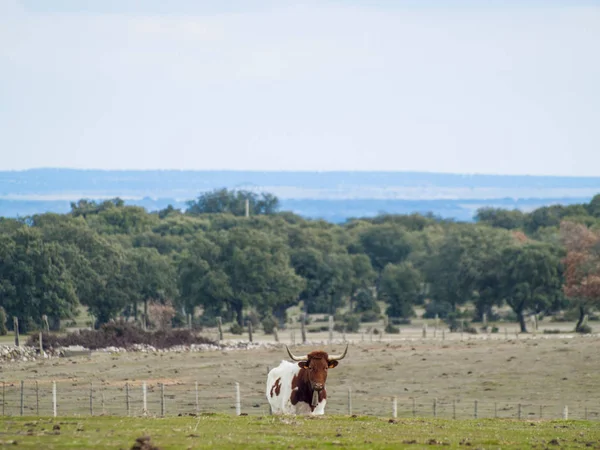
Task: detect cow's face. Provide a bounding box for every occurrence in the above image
[298,351,339,391]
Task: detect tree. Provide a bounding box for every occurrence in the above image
[378,262,421,318]
[496,242,563,332]
[0,228,78,332]
[186,188,280,216]
[560,221,600,331]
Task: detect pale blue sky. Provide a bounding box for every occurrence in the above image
[1,1,599,175]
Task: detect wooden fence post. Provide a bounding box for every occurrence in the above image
[39,332,43,355]
[273,327,279,343]
[52,381,57,417]
[433,398,437,418]
[392,396,397,419]
[20,380,24,416]
[518,403,522,420]
[216,317,223,341]
[474,400,478,419]
[412,398,416,417]
[126,383,130,417]
[347,388,352,415]
[142,382,147,416]
[42,315,49,333]
[13,317,19,347]
[301,313,307,344]
[235,382,241,416]
[563,405,568,420]
[328,315,333,344]
[248,322,253,343]
[160,383,165,417]
[89,382,93,416]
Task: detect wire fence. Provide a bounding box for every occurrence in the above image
[1,379,597,421]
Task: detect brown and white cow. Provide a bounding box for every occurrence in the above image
[266,344,348,415]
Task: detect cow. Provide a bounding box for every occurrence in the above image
[266,344,348,415]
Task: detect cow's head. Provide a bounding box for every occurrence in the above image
[285,344,348,392]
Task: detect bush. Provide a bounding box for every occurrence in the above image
[423,300,453,319]
[0,307,7,336]
[360,310,381,323]
[543,329,562,334]
[390,317,411,325]
[333,314,360,333]
[245,311,260,328]
[576,324,592,334]
[308,325,329,333]
[26,322,216,350]
[491,326,499,333]
[385,323,400,334]
[262,315,277,334]
[229,322,244,335]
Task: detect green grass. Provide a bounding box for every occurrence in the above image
[1,415,599,449]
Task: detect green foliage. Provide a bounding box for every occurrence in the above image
[360,310,381,323]
[576,324,592,334]
[353,288,379,313]
[333,314,360,332]
[229,322,244,335]
[186,188,279,216]
[0,306,7,335]
[378,262,421,318]
[261,315,277,334]
[384,323,400,334]
[423,300,453,319]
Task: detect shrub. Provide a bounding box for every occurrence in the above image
[390,317,411,325]
[543,329,562,334]
[576,324,592,334]
[360,310,381,323]
[353,288,380,313]
[491,326,499,333]
[245,311,260,328]
[148,301,176,330]
[262,315,277,334]
[308,325,329,333]
[385,323,400,334]
[229,322,244,335]
[333,314,360,333]
[0,307,7,336]
[26,322,216,350]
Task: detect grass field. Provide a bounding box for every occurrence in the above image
[1,415,600,449]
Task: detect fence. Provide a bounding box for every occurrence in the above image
[1,379,597,421]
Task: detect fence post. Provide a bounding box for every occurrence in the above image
[142,382,147,416]
[518,403,522,420]
[453,399,456,419]
[392,396,397,419]
[540,405,543,419]
[126,383,130,417]
[301,313,307,344]
[235,382,241,416]
[433,398,437,418]
[412,398,416,417]
[13,317,20,347]
[39,332,43,355]
[187,313,192,330]
[347,388,352,415]
[328,315,333,344]
[442,330,445,341]
[101,390,105,415]
[422,324,427,338]
[35,381,39,415]
[20,380,24,416]
[216,317,223,341]
[563,405,568,420]
[273,327,279,343]
[42,315,49,333]
[195,381,199,413]
[52,381,57,417]
[89,382,93,416]
[474,400,478,419]
[160,383,165,417]
[248,322,253,343]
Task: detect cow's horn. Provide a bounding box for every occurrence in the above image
[328,344,349,361]
[285,345,307,361]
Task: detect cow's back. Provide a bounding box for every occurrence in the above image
[266,360,301,415]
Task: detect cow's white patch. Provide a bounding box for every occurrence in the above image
[266,360,327,416]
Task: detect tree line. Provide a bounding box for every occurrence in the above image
[1,188,600,335]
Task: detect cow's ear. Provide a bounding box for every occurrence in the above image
[328,360,339,369]
[298,361,309,369]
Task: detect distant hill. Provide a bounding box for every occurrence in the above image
[1,169,599,222]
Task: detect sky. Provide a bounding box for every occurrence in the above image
[1,0,599,176]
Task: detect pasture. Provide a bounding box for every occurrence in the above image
[1,415,600,449]
[1,330,599,419]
